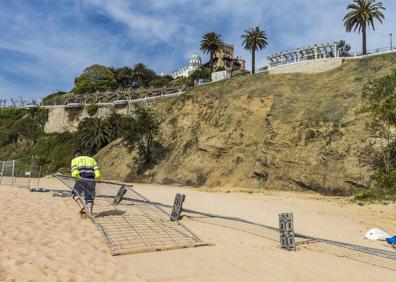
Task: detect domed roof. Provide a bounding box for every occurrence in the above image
[189,53,202,66]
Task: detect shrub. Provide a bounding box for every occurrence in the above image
[42,91,68,105]
[120,104,161,163]
[149,76,174,88]
[27,107,49,128]
[66,107,83,121]
[106,109,123,138]
[31,132,79,174]
[0,108,48,147]
[356,70,396,200]
[86,104,98,116]
[355,170,396,201]
[188,67,211,86]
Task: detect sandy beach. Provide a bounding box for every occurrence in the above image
[1,178,396,281]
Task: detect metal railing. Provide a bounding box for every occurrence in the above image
[0,88,186,109]
[349,45,395,58]
[0,159,42,189]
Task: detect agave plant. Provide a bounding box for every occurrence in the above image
[78,117,116,154]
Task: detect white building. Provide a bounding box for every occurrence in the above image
[172,54,202,79]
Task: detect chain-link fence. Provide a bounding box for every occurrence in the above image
[0,159,42,189]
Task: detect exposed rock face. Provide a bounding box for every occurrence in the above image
[96,53,396,195]
[44,107,128,133]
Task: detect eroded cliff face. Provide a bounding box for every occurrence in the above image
[44,107,128,133]
[96,53,396,194]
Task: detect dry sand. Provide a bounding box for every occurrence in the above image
[1,178,396,281]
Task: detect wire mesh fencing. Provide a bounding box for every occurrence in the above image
[53,174,210,255]
[0,160,42,189]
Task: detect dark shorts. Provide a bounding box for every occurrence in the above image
[72,179,96,204]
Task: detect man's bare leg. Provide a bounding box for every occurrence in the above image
[74,197,85,213]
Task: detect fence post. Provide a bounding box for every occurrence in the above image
[37,166,42,189]
[11,160,15,186]
[27,156,32,189]
[0,161,4,185]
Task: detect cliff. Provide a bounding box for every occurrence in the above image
[95,53,396,194]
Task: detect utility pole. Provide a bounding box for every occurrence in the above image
[390,33,393,50]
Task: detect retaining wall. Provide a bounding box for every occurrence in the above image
[269,58,343,75]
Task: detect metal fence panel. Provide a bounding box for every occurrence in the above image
[53,174,210,255]
[0,160,42,189]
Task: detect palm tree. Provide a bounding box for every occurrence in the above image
[200,32,223,73]
[343,0,385,55]
[117,66,134,89]
[78,117,115,154]
[133,63,156,87]
[242,26,268,74]
[133,63,149,86]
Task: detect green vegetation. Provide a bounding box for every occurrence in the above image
[66,107,84,121]
[0,106,128,174]
[42,90,69,105]
[43,62,175,104]
[132,63,157,87]
[200,32,223,73]
[115,66,135,88]
[0,107,77,174]
[149,75,174,88]
[85,103,99,116]
[78,117,117,154]
[120,104,161,164]
[74,64,117,94]
[355,70,396,201]
[241,26,268,74]
[30,133,79,174]
[184,67,211,86]
[344,0,385,55]
[0,108,48,147]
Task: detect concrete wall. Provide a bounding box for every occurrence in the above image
[269,58,343,75]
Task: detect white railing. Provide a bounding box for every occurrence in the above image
[346,46,396,59]
[260,46,396,72]
[0,89,186,110]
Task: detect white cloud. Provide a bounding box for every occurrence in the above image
[0,0,395,99]
[81,0,182,41]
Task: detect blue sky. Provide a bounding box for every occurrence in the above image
[0,0,395,101]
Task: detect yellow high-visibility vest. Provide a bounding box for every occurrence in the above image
[71,156,101,179]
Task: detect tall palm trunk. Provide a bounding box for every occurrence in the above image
[251,48,256,74]
[362,24,367,55]
[210,52,214,73]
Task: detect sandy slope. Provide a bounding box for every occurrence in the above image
[1,179,396,281]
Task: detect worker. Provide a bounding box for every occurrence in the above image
[71,150,101,216]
